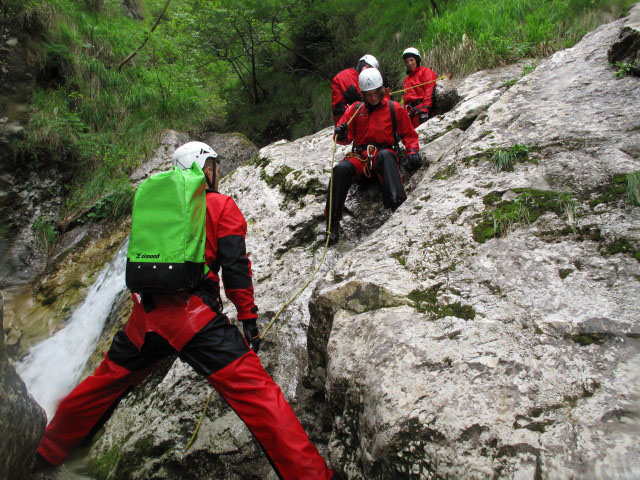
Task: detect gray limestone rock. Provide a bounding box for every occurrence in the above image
[0,293,47,480]
[608,3,640,75]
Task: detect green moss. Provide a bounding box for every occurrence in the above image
[432,163,457,180]
[391,251,408,266]
[573,260,582,270]
[572,334,603,346]
[246,155,270,167]
[558,268,573,279]
[420,195,431,202]
[260,165,294,188]
[600,238,640,262]
[408,285,475,320]
[456,205,468,216]
[464,188,477,198]
[472,189,568,243]
[87,445,120,480]
[589,174,627,209]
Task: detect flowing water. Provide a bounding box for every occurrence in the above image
[16,241,128,421]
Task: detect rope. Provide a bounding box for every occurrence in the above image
[389,73,452,96]
[259,102,364,340]
[184,388,214,451]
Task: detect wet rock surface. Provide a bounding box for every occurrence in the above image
[0,293,47,480]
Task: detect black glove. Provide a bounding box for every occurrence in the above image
[344,85,361,104]
[405,153,422,171]
[242,319,261,353]
[334,122,348,141]
[405,104,416,117]
[418,111,430,124]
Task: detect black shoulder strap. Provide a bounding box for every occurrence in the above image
[388,100,400,150]
[351,102,363,152]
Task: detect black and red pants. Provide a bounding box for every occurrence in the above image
[325,148,407,227]
[37,295,332,479]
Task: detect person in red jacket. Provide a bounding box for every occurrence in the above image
[402,47,437,127]
[331,54,379,125]
[34,142,333,480]
[326,69,422,245]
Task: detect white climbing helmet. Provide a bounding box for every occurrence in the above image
[171,141,218,170]
[402,47,421,62]
[358,68,383,92]
[359,54,379,70]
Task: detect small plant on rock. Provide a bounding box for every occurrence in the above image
[490,144,529,171]
[613,61,639,78]
[557,192,577,226]
[626,171,640,206]
[491,195,530,236]
[33,216,59,256]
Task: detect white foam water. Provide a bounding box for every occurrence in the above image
[17,241,128,421]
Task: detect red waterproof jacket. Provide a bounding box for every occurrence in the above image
[125,192,257,350]
[402,65,437,115]
[337,98,419,155]
[331,68,361,123]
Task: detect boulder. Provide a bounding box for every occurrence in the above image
[608,3,640,75]
[309,13,640,479]
[0,292,47,480]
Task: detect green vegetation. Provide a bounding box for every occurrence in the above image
[432,163,457,180]
[490,144,529,171]
[33,216,59,255]
[4,0,636,223]
[627,171,640,206]
[472,189,570,243]
[613,60,639,78]
[409,285,476,320]
[391,251,408,266]
[502,61,539,87]
[590,173,634,209]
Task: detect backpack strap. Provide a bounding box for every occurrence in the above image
[351,102,363,152]
[388,100,400,151]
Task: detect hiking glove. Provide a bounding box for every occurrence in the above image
[419,111,430,124]
[242,319,261,353]
[334,123,348,141]
[405,153,422,171]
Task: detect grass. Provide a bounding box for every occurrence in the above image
[490,144,529,171]
[33,216,59,255]
[627,171,640,206]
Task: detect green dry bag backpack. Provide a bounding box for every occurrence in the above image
[126,162,207,293]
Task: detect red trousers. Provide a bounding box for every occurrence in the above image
[37,294,332,479]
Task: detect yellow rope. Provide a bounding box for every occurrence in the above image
[389,73,452,96]
[259,102,364,340]
[184,388,214,451]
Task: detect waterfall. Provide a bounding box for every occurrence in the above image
[17,241,129,421]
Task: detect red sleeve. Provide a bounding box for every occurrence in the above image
[216,197,258,320]
[395,103,419,154]
[416,67,437,112]
[336,102,360,146]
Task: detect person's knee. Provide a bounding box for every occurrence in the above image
[375,150,396,172]
[334,161,356,177]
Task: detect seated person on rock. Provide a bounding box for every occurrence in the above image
[402,47,437,127]
[331,54,379,125]
[33,142,333,480]
[326,68,422,246]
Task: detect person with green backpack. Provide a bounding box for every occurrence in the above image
[34,142,333,479]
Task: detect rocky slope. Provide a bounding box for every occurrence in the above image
[11,5,640,480]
